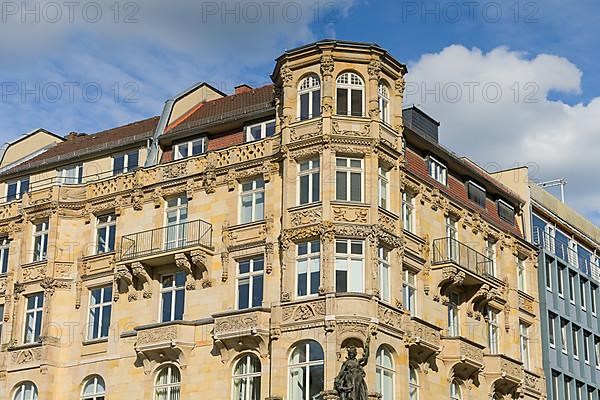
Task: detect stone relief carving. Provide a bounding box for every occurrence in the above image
[290,207,322,226]
[333,206,368,224]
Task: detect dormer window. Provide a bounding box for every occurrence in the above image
[336,72,364,117]
[58,163,83,184]
[467,180,486,208]
[426,155,447,185]
[245,120,275,142]
[174,137,207,160]
[112,150,139,175]
[6,177,29,201]
[298,75,321,121]
[497,199,516,224]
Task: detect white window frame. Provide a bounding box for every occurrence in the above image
[545,261,553,292]
[378,166,390,209]
[288,341,324,400]
[548,313,556,348]
[160,271,185,322]
[427,155,447,185]
[487,307,499,354]
[58,163,83,184]
[448,292,460,337]
[174,136,207,160]
[298,75,321,121]
[520,322,530,370]
[13,382,38,400]
[569,272,576,304]
[81,375,106,400]
[296,240,321,298]
[336,72,364,117]
[517,257,526,292]
[6,177,29,201]
[573,327,580,360]
[564,377,572,400]
[0,303,4,342]
[409,366,419,400]
[497,198,516,224]
[467,180,487,208]
[33,219,49,262]
[335,239,365,293]
[87,285,112,340]
[558,266,565,297]
[245,120,276,142]
[584,332,590,364]
[450,381,462,400]
[0,236,9,274]
[402,192,415,234]
[375,346,395,400]
[595,338,600,369]
[561,320,569,354]
[95,213,116,255]
[154,365,181,400]
[403,269,417,316]
[568,239,579,267]
[240,178,265,224]
[298,158,320,205]
[112,150,139,175]
[485,239,497,277]
[335,157,364,202]
[232,354,262,400]
[580,279,587,310]
[591,284,597,316]
[378,81,391,124]
[378,246,391,303]
[237,257,264,310]
[24,293,43,344]
[165,195,188,250]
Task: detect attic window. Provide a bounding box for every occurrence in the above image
[467,181,486,208]
[497,199,516,224]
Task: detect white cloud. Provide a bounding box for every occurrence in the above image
[405,45,600,226]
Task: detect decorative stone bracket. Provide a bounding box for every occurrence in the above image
[212,310,270,363]
[175,250,211,290]
[134,324,195,375]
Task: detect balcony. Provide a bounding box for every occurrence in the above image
[120,219,213,262]
[212,308,271,362]
[440,336,484,381]
[133,322,196,374]
[483,354,524,394]
[432,237,494,285]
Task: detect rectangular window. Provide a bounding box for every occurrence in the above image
[378,166,389,209]
[565,378,572,400]
[165,196,188,250]
[335,239,364,293]
[561,320,568,354]
[24,293,43,344]
[403,269,417,316]
[112,150,139,175]
[584,332,590,364]
[402,192,415,234]
[298,158,320,205]
[240,178,265,224]
[58,163,83,184]
[161,272,185,322]
[0,303,4,341]
[573,327,580,360]
[487,307,499,354]
[592,284,597,315]
[96,214,116,254]
[568,240,579,267]
[296,240,320,298]
[551,374,559,400]
[497,199,516,224]
[427,155,447,185]
[6,177,29,201]
[520,322,530,370]
[467,181,486,208]
[174,137,207,160]
[485,239,497,277]
[88,286,112,340]
[581,279,587,310]
[335,157,363,202]
[33,219,49,262]
[558,266,565,297]
[245,120,276,142]
[0,237,9,274]
[336,87,363,117]
[237,257,264,309]
[548,313,556,348]
[447,292,460,336]
[517,257,526,291]
[569,272,576,303]
[595,338,600,368]
[576,382,584,400]
[378,247,391,302]
[545,260,552,291]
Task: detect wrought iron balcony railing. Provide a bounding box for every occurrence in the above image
[432,237,494,278]
[120,219,212,261]
[533,228,600,282]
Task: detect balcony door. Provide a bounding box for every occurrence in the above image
[544,224,555,253]
[446,216,458,262]
[165,196,188,251]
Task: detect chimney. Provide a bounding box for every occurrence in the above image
[65,132,87,141]
[234,84,253,95]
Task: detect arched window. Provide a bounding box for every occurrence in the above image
[376,346,395,400]
[154,365,181,400]
[81,375,106,400]
[288,340,324,400]
[298,75,321,121]
[378,81,390,123]
[336,72,364,117]
[13,382,38,400]
[450,381,462,400]
[233,354,261,400]
[409,366,419,400]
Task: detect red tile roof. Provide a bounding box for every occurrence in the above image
[166,84,275,135]
[2,116,159,177]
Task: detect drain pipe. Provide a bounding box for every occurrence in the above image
[145,97,175,167]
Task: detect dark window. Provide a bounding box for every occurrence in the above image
[498,200,516,224]
[337,88,348,116]
[467,181,486,207]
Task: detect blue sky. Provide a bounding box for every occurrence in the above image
[1,0,599,225]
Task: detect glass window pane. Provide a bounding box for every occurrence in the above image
[300,93,310,120]
[350,172,362,201]
[312,172,320,202]
[238,280,250,309]
[312,90,321,117]
[336,171,347,200]
[337,88,348,115]
[174,290,185,320]
[351,89,362,116]
[252,275,263,307]
[299,175,309,204]
[113,155,125,174]
[255,192,264,220]
[161,291,172,322]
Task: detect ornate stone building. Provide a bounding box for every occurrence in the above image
[0,40,545,400]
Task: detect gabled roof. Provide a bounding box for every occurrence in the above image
[1,116,159,178]
[165,84,275,136]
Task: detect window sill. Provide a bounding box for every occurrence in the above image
[289,202,322,213]
[81,251,116,262]
[83,337,109,346]
[21,260,47,269]
[230,219,265,231]
[331,200,370,208]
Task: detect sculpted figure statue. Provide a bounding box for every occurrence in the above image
[334,335,370,400]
